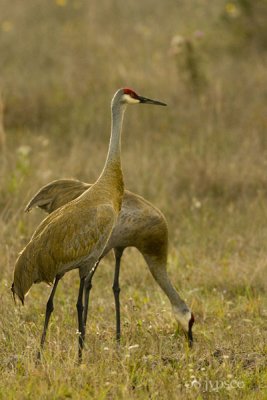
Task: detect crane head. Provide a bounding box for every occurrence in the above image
[121,87,167,106]
[172,305,195,347]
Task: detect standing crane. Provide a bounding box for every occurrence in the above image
[11,88,166,361]
[26,179,194,347]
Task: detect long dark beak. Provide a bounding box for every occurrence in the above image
[188,327,193,348]
[188,313,195,348]
[138,95,167,106]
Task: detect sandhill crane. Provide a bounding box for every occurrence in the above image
[25,179,194,347]
[11,88,166,361]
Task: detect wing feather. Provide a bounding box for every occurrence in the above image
[31,203,116,278]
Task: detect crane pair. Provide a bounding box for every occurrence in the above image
[12,88,194,362]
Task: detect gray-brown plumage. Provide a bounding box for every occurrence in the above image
[12,88,167,361]
[26,178,194,346]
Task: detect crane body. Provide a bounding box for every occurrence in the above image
[12,88,167,360]
[26,179,194,345]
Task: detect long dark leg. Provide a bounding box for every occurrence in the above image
[83,260,100,329]
[37,274,62,360]
[113,248,124,342]
[77,277,85,363]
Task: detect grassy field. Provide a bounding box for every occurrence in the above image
[0,0,267,398]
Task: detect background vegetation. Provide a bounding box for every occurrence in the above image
[0,0,266,398]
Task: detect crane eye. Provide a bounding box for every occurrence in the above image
[130,91,138,99]
[123,88,138,99]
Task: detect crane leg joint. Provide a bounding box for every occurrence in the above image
[46,298,54,314]
[112,285,120,294]
[76,301,84,314]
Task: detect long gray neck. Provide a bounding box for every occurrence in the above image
[161,273,188,311]
[100,99,126,178]
[145,256,189,312]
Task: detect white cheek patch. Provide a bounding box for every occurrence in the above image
[172,306,191,332]
[122,94,140,104]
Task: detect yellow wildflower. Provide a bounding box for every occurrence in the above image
[1,21,14,32]
[225,3,240,18]
[56,0,67,6]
